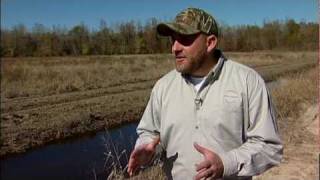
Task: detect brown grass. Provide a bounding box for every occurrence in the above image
[0,51,317,159]
[227,51,317,67]
[271,67,317,143]
[1,52,316,99]
[107,165,165,180]
[254,67,318,180]
[1,54,174,99]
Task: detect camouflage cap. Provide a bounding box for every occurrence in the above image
[157,7,219,37]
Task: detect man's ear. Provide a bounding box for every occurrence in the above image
[206,35,218,52]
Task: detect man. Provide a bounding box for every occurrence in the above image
[128,7,283,180]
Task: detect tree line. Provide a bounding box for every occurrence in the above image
[0,18,317,57]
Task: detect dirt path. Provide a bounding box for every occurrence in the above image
[255,104,319,180]
[0,60,316,157]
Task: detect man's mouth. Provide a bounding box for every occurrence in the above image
[175,56,186,62]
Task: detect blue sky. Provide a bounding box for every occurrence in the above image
[1,0,318,30]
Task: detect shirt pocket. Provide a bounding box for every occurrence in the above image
[202,91,244,149]
[221,90,244,134]
[223,90,243,112]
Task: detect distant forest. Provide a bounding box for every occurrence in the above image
[0,18,318,57]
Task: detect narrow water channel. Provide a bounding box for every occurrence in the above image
[1,82,280,180]
[1,123,138,180]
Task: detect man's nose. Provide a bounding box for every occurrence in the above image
[172,40,183,52]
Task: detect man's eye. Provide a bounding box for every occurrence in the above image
[179,36,196,46]
[170,33,199,46]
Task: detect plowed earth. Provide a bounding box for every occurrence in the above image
[1,52,317,157]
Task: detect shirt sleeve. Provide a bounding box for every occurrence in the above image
[220,70,283,177]
[134,84,162,149]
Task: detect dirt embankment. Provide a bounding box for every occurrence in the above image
[255,104,318,180]
[1,53,317,157]
[1,80,153,157]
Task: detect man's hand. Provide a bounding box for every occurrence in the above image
[194,142,224,180]
[127,137,160,176]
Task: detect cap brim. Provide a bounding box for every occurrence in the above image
[156,23,200,36]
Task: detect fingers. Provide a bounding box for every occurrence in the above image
[127,149,138,176]
[193,142,224,179]
[127,137,160,177]
[194,167,214,180]
[127,146,145,176]
[127,159,135,176]
[127,163,134,176]
[193,142,208,155]
[195,160,211,171]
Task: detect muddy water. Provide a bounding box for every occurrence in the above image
[1,123,138,180]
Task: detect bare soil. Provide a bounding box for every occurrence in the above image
[1,52,317,157]
[255,104,319,180]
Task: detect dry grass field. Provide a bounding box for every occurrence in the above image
[1,51,318,180]
[1,54,174,156]
[254,67,318,180]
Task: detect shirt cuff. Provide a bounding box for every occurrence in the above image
[219,150,239,177]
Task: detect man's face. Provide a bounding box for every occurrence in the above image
[170,33,208,76]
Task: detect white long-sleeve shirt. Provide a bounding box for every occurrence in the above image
[135,53,283,180]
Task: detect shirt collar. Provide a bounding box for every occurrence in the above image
[182,49,226,83]
[206,50,226,84]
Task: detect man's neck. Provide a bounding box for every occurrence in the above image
[190,56,218,77]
